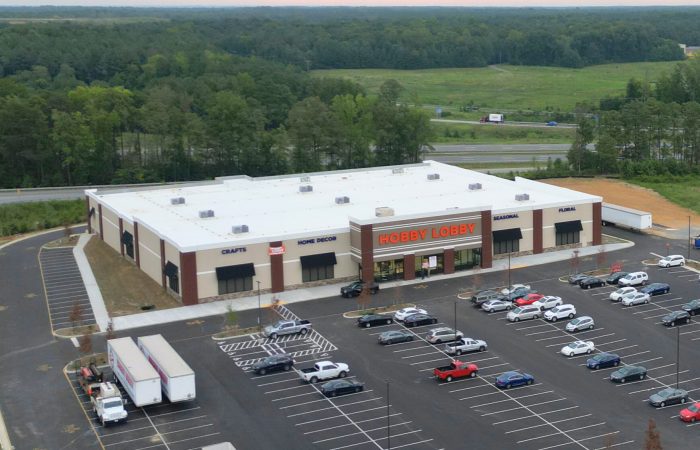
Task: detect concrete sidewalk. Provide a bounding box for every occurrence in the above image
[100,238,634,331]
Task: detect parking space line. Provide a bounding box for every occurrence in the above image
[409,357,448,366]
[606,345,637,353]
[592,440,635,450]
[294,403,385,426]
[526,329,563,336]
[505,414,592,434]
[392,345,430,353]
[470,391,554,408]
[516,323,552,331]
[286,398,382,417]
[401,350,441,359]
[481,398,566,416]
[312,424,418,444]
[303,414,404,434]
[492,406,579,425]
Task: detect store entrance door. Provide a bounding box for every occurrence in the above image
[416,254,444,278]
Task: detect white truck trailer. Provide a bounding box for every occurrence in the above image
[107,337,162,407]
[138,334,196,402]
[601,203,652,231]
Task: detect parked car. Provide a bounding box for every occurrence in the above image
[253,354,295,375]
[394,307,427,322]
[506,306,541,322]
[378,330,414,345]
[606,271,629,285]
[560,341,595,357]
[661,310,691,327]
[544,304,576,322]
[648,387,689,407]
[618,271,648,287]
[679,402,700,422]
[320,379,364,397]
[610,365,647,383]
[514,293,544,307]
[568,273,589,285]
[501,284,531,295]
[609,287,636,302]
[580,277,606,289]
[640,282,670,296]
[471,290,506,307]
[426,327,463,344]
[621,292,650,307]
[481,299,514,313]
[340,281,379,298]
[586,352,620,370]
[404,313,438,327]
[263,320,312,339]
[495,371,534,389]
[682,299,700,316]
[532,296,563,311]
[357,314,393,328]
[658,255,685,268]
[433,360,478,382]
[299,361,349,383]
[506,287,537,302]
[566,316,595,332]
[444,338,488,356]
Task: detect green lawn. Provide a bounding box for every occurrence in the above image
[313,62,679,112]
[431,121,575,144]
[628,177,700,215]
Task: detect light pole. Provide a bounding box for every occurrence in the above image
[508,252,512,290]
[386,380,391,450]
[688,216,691,260]
[256,280,261,331]
[676,325,680,389]
[454,301,458,343]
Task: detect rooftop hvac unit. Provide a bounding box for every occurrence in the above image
[392,168,405,174]
[232,225,249,234]
[427,173,440,181]
[299,185,313,193]
[515,194,530,202]
[198,210,215,218]
[468,183,482,191]
[300,176,310,182]
[375,207,395,217]
[170,197,185,205]
[335,196,350,204]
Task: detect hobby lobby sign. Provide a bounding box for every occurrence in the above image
[378,223,477,245]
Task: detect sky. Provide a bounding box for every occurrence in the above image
[2,1,700,7]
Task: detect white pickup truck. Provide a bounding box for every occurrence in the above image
[444,338,488,356]
[263,319,312,339]
[299,361,349,383]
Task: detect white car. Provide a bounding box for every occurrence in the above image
[501,284,531,295]
[543,304,577,322]
[658,255,685,268]
[532,296,563,311]
[609,287,636,302]
[393,307,427,322]
[618,271,648,287]
[481,299,513,312]
[621,292,650,306]
[566,316,595,332]
[560,341,595,357]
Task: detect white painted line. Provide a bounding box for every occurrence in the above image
[294,403,384,426]
[401,350,442,359]
[448,381,501,393]
[526,329,561,336]
[516,323,552,331]
[409,357,449,366]
[606,345,638,353]
[505,414,593,434]
[593,440,635,450]
[481,398,565,416]
[471,391,554,409]
[493,406,579,426]
[303,414,404,434]
[71,337,79,348]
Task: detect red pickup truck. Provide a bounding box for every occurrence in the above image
[433,360,479,382]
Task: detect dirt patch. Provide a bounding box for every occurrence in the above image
[55,324,99,337]
[541,178,700,232]
[84,236,182,316]
[43,234,80,248]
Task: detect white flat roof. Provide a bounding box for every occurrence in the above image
[89,161,601,252]
[108,337,160,382]
[137,334,194,378]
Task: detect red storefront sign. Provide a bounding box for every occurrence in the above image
[268,245,286,256]
[378,223,476,245]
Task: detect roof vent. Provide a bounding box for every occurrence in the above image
[392,168,405,174]
[468,183,482,191]
[170,197,185,205]
[299,185,313,193]
[335,196,350,204]
[232,224,249,234]
[375,207,395,217]
[198,209,215,218]
[515,193,530,202]
[427,173,440,181]
[300,176,310,183]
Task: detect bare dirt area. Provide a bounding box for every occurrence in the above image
[542,178,700,236]
[84,236,181,316]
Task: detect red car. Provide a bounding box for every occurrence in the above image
[679,402,700,422]
[515,293,544,307]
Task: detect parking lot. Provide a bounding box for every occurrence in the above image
[39,246,96,332]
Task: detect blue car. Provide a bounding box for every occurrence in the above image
[586,352,621,370]
[640,283,670,296]
[495,371,534,389]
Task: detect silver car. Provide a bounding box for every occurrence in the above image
[621,292,650,307]
[566,316,595,332]
[426,327,463,344]
[506,306,540,322]
[481,299,513,312]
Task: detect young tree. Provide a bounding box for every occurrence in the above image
[105,320,115,341]
[224,304,239,331]
[69,302,83,328]
[569,250,581,275]
[78,333,93,356]
[644,418,662,450]
[596,246,607,270]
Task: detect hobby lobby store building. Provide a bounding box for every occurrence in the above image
[86,161,602,305]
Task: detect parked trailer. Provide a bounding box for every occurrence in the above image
[107,337,162,407]
[601,203,652,231]
[138,334,196,402]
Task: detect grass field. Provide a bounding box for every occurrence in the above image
[628,177,700,215]
[431,121,575,144]
[313,62,679,112]
[0,199,84,236]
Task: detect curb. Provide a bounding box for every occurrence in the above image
[74,234,109,332]
[0,404,13,450]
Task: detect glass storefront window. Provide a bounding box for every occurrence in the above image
[374,259,404,282]
[415,254,444,277]
[455,248,481,271]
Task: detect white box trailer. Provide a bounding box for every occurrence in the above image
[602,203,652,231]
[137,334,196,402]
[488,113,504,123]
[107,337,162,407]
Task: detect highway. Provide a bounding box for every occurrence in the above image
[432,118,577,128]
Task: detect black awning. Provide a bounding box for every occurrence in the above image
[555,220,583,233]
[216,263,255,280]
[121,231,133,245]
[493,228,523,242]
[163,261,178,277]
[89,207,95,218]
[300,252,337,268]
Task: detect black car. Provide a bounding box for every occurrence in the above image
[320,379,365,397]
[506,287,536,302]
[648,387,689,407]
[252,354,295,375]
[610,365,647,383]
[378,330,414,345]
[403,313,438,327]
[606,272,629,285]
[470,289,506,307]
[640,282,670,296]
[568,273,589,285]
[682,299,700,316]
[340,281,379,298]
[661,310,691,327]
[579,277,606,289]
[586,352,621,370]
[357,314,393,328]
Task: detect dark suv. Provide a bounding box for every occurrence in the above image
[470,290,506,307]
[252,354,295,375]
[340,281,379,298]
